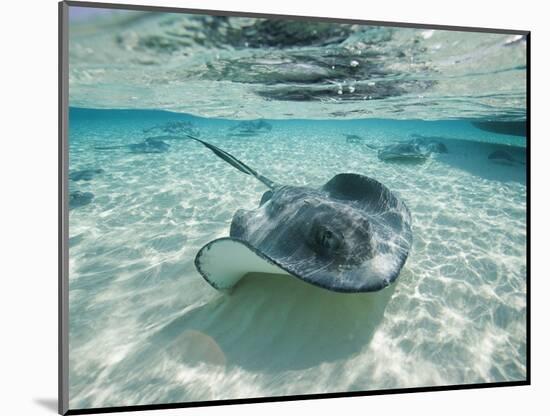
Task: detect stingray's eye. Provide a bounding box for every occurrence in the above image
[317,229,339,249]
[312,225,344,254]
[267,200,284,216]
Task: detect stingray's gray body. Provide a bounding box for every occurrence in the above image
[409,135,448,154]
[189,135,413,293]
[229,120,273,136]
[144,121,200,137]
[69,168,104,182]
[95,138,171,154]
[377,143,428,162]
[129,138,170,154]
[69,191,94,210]
[366,137,447,162]
[344,134,363,144]
[488,150,525,165]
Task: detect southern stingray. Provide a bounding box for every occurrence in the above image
[187,135,413,293]
[95,137,171,154]
[409,135,449,154]
[488,149,526,165]
[69,191,94,210]
[143,121,200,137]
[366,142,429,162]
[69,168,104,182]
[229,120,273,136]
[344,134,363,144]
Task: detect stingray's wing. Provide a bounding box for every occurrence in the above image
[195,237,290,290]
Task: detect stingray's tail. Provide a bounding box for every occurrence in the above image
[185,134,276,189]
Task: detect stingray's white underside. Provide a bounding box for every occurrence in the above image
[196,238,291,289]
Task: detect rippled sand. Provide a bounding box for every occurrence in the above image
[68,110,526,409]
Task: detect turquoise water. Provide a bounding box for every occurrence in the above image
[68,108,526,408]
[67,7,527,411]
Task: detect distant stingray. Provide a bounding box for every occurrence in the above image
[95,138,170,154]
[409,135,448,154]
[424,141,448,154]
[366,142,429,163]
[128,138,170,154]
[69,191,94,210]
[344,134,363,144]
[186,135,413,293]
[69,168,104,182]
[143,121,200,137]
[488,150,525,165]
[229,120,272,136]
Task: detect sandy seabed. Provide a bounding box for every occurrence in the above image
[67,113,526,409]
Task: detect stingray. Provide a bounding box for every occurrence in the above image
[409,135,448,154]
[128,138,170,154]
[423,141,448,154]
[138,135,186,142]
[488,150,525,165]
[143,121,200,137]
[344,134,363,144]
[229,120,273,136]
[95,138,170,154]
[69,191,94,210]
[69,168,104,182]
[186,135,413,293]
[366,142,429,162]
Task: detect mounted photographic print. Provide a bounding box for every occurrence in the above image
[59,1,529,414]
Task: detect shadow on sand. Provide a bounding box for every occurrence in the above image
[149,274,395,373]
[425,137,526,184]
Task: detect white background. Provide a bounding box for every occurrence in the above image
[1,0,547,414]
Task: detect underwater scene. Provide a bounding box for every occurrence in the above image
[67,6,527,410]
